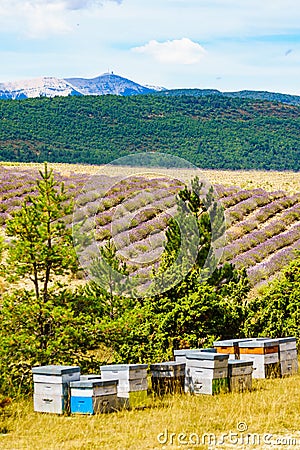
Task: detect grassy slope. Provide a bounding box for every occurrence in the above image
[1,376,300,450]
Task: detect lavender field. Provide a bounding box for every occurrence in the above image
[0,164,299,287]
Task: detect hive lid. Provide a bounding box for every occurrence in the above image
[100,364,148,371]
[70,379,118,388]
[276,337,297,344]
[80,374,102,381]
[228,360,254,367]
[173,349,200,356]
[32,365,80,375]
[186,352,229,361]
[150,361,185,370]
[213,339,252,347]
[238,338,279,348]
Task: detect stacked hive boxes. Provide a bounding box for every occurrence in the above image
[32,365,80,414]
[239,338,280,379]
[277,337,298,376]
[228,360,253,393]
[214,339,252,360]
[150,362,185,395]
[185,352,229,395]
[70,379,118,414]
[174,349,217,393]
[100,364,148,408]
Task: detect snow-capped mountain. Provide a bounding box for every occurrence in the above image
[0,77,81,100]
[0,73,166,100]
[65,72,161,96]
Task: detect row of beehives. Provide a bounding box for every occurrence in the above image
[31,336,298,415]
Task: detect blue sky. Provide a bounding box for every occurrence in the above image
[1,0,300,94]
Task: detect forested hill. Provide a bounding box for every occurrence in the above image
[156,88,300,106]
[0,94,299,170]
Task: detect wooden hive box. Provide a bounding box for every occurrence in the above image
[228,360,253,393]
[277,337,298,376]
[150,362,185,395]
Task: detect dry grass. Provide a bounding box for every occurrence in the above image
[1,375,300,450]
[1,162,300,194]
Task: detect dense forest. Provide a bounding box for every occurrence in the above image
[0,94,299,170]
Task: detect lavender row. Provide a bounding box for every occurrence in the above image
[220,188,267,208]
[106,212,171,250]
[226,194,300,242]
[247,238,300,285]
[95,193,177,234]
[223,203,300,261]
[214,184,241,199]
[231,222,300,269]
[225,192,281,226]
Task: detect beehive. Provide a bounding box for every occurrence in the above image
[100,364,148,408]
[277,337,298,376]
[238,339,280,379]
[186,352,229,395]
[150,362,185,395]
[70,379,118,414]
[32,365,80,414]
[214,339,252,360]
[228,360,253,393]
[174,349,215,393]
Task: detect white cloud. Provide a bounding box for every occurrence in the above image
[0,0,122,37]
[132,38,206,65]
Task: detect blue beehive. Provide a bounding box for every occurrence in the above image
[70,379,118,414]
[32,365,80,414]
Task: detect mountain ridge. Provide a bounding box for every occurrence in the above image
[0,73,163,100]
[0,72,300,105]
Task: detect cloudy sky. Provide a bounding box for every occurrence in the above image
[1,0,300,94]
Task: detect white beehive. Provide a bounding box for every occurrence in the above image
[185,352,229,395]
[238,339,280,379]
[100,364,148,408]
[32,365,80,414]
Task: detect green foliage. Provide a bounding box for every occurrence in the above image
[0,288,97,396]
[94,179,250,362]
[0,94,299,170]
[5,163,78,302]
[0,166,100,396]
[244,254,300,341]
